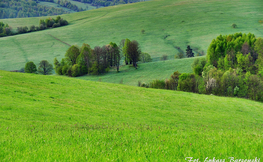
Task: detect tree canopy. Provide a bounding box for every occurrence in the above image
[38,60,53,75]
[25,61,37,73]
[0,0,69,19]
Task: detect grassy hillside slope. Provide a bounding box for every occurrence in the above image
[0,70,262,160]
[1,0,263,71]
[79,56,196,86]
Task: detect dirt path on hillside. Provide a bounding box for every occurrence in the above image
[48,34,71,47]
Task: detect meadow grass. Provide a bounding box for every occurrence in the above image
[0,70,262,161]
[0,0,263,71]
[78,56,196,86]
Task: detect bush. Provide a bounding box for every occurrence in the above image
[39,24,46,30]
[197,77,206,94]
[175,52,185,59]
[149,79,165,89]
[71,64,81,77]
[52,23,60,28]
[60,19,68,26]
[140,82,149,88]
[232,23,237,28]
[160,55,168,61]
[62,65,69,75]
[193,64,203,76]
[234,86,239,96]
[56,66,63,75]
[35,26,40,31]
[29,25,36,32]
[167,71,181,90]
[25,61,37,73]
[177,73,197,92]
[140,52,152,63]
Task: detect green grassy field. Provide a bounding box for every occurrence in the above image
[0,70,263,161]
[79,57,196,86]
[0,0,262,72]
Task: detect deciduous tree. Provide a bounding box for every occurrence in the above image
[25,61,37,73]
[38,60,53,75]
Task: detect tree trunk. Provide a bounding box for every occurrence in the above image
[117,64,119,72]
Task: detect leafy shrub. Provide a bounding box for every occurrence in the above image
[175,52,185,59]
[52,23,60,28]
[149,80,165,89]
[160,55,168,61]
[140,53,152,63]
[232,23,237,28]
[62,65,69,75]
[167,71,181,90]
[141,82,149,88]
[25,61,37,73]
[71,64,81,77]
[39,24,46,30]
[177,73,197,92]
[197,76,206,94]
[234,86,239,96]
[29,25,36,32]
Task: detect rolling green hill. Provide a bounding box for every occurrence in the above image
[0,0,262,72]
[0,70,262,160]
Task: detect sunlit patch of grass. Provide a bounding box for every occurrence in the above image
[0,70,263,160]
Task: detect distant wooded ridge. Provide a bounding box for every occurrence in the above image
[0,0,142,19]
[71,0,141,7]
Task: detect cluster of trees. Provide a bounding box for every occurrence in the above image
[122,39,141,68]
[24,60,53,75]
[72,0,141,7]
[193,33,263,77]
[54,39,142,77]
[0,0,145,19]
[39,16,68,29]
[0,16,68,37]
[175,45,205,59]
[0,22,12,37]
[140,33,263,102]
[0,0,69,19]
[56,0,85,12]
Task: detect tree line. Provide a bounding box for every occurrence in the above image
[54,39,142,77]
[139,33,263,102]
[0,22,12,37]
[72,0,141,7]
[0,16,68,37]
[0,0,69,19]
[56,0,85,12]
[16,38,150,76]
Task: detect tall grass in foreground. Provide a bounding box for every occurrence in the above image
[0,123,262,161]
[0,71,263,161]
